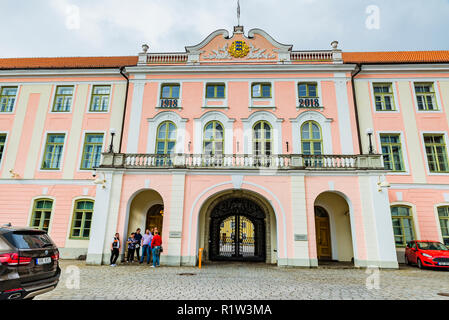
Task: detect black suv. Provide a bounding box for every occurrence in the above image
[0,226,61,300]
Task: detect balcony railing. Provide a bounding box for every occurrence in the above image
[100,153,384,171]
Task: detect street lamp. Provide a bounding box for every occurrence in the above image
[366,128,374,154]
[108,128,116,153]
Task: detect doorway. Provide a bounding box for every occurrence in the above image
[315,206,332,260]
[146,204,164,235]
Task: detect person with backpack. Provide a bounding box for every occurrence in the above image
[110,233,120,267]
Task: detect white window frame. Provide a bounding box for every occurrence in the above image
[296,81,323,110]
[0,84,21,114]
[250,81,275,110]
[203,81,228,109]
[76,130,107,172]
[146,111,188,154]
[370,81,400,113]
[157,81,183,110]
[412,81,443,113]
[49,83,77,114]
[86,83,113,114]
[38,131,68,172]
[242,111,283,155]
[193,111,235,154]
[290,111,333,154]
[420,131,449,176]
[376,131,410,175]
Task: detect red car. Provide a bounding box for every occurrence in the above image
[405,240,449,269]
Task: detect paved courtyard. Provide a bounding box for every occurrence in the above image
[35,260,449,300]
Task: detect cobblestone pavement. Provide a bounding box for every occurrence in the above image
[35,260,449,300]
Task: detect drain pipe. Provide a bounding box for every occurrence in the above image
[119,66,130,154]
[351,63,363,154]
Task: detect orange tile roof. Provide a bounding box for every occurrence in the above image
[343,51,449,64]
[0,56,138,69]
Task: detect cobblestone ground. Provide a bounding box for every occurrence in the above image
[35,260,449,300]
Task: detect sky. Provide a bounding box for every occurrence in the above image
[1,0,449,58]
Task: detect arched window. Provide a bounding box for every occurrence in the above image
[156,121,176,154]
[391,206,416,247]
[437,206,449,245]
[30,199,53,232]
[70,200,94,239]
[253,121,272,156]
[301,121,322,155]
[204,121,224,155]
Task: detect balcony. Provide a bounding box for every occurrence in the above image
[100,153,385,171]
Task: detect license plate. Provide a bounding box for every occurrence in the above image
[36,257,52,265]
[439,262,449,266]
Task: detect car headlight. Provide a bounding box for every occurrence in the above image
[422,253,432,258]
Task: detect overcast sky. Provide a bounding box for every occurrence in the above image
[1,0,449,58]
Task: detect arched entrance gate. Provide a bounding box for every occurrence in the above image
[209,197,266,262]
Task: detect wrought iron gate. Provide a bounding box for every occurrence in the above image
[209,198,266,262]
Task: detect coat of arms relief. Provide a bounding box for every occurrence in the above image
[203,40,276,60]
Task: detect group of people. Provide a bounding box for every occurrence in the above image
[110,227,162,268]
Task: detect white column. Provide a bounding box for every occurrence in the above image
[161,171,186,266]
[334,74,354,154]
[86,170,124,265]
[126,78,146,153]
[290,175,312,266]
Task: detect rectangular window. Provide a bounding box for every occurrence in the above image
[206,84,225,99]
[391,206,415,247]
[415,83,438,111]
[41,134,65,170]
[30,199,53,232]
[89,85,111,112]
[373,83,395,111]
[81,133,104,170]
[0,87,18,112]
[70,200,94,239]
[380,134,405,172]
[298,83,317,98]
[0,134,5,163]
[52,86,74,112]
[424,134,449,173]
[161,84,180,99]
[438,207,449,246]
[252,83,272,98]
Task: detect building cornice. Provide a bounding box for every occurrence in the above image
[359,63,449,73]
[125,63,357,75]
[0,68,124,78]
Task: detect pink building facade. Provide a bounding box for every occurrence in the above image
[1,26,448,268]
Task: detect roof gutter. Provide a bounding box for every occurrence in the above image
[119,67,130,154]
[351,63,363,154]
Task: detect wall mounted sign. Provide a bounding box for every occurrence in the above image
[160,99,179,108]
[228,40,250,58]
[169,231,182,238]
[298,98,321,109]
[294,234,308,241]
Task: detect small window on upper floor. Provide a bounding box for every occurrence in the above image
[298,83,320,108]
[0,86,18,112]
[424,134,449,173]
[252,83,272,98]
[161,84,180,99]
[415,83,438,111]
[89,85,111,112]
[206,84,225,99]
[373,83,395,111]
[160,84,180,108]
[52,86,74,112]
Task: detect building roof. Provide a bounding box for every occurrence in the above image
[343,51,449,64]
[1,51,449,69]
[0,56,138,70]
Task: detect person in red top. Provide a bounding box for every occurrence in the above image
[151,231,162,268]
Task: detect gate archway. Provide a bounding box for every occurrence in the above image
[209,197,266,262]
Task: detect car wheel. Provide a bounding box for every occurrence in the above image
[417,258,424,269]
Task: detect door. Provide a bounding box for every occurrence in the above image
[315,206,332,260]
[209,197,266,262]
[146,204,163,235]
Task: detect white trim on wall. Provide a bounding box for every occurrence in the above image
[193,111,235,154]
[419,131,449,176]
[290,111,333,154]
[146,111,188,154]
[0,131,9,170]
[375,130,410,175]
[241,110,283,155]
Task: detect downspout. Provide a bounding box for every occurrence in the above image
[351,63,363,154]
[119,66,130,154]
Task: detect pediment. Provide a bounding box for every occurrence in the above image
[185,27,293,63]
